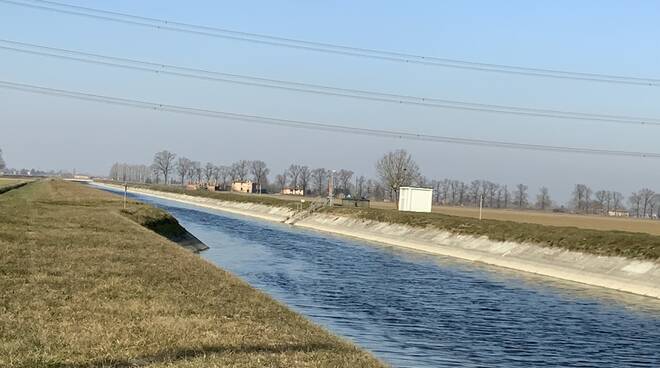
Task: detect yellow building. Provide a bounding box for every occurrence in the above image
[232,181,258,193]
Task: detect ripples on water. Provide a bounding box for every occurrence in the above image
[122,191,660,367]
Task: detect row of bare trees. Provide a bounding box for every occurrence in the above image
[108,163,151,183]
[628,189,660,218]
[428,179,541,209]
[114,150,659,218]
[570,184,660,217]
[571,184,625,214]
[146,151,272,188]
[274,166,359,196]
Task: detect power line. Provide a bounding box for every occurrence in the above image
[2,39,659,127]
[3,0,659,86]
[1,79,658,158]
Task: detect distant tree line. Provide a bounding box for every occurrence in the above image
[106,149,660,218]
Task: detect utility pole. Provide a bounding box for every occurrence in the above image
[479,194,484,221]
[328,170,335,206]
[123,182,128,210]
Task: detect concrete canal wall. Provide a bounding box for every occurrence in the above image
[93,183,660,299]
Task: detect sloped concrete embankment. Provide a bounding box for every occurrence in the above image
[93,183,294,222]
[295,214,660,299]
[93,183,660,299]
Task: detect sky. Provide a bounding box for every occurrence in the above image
[1,0,660,203]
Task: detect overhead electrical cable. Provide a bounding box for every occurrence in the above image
[2,0,659,86]
[1,79,658,158]
[2,39,659,127]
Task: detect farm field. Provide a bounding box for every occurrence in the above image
[369,201,660,236]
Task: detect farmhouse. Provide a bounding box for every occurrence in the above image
[608,210,630,217]
[232,181,258,193]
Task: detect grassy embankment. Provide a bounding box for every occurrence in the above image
[0,180,383,368]
[112,182,660,261]
[0,178,30,193]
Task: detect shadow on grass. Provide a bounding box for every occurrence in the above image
[55,342,343,368]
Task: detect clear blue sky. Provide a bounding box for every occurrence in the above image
[2,1,660,202]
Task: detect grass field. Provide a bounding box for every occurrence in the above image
[371,201,660,236]
[0,177,26,187]
[0,180,383,367]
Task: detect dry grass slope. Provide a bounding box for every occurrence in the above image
[0,180,384,368]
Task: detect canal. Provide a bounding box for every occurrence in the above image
[118,190,660,367]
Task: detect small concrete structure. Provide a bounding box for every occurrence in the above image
[341,198,370,208]
[206,185,221,192]
[398,187,433,213]
[232,181,258,193]
[282,188,304,196]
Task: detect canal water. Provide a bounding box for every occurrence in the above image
[117,190,660,367]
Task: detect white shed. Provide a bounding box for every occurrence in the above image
[398,187,433,213]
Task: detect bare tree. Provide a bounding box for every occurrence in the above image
[571,184,592,213]
[0,148,5,171]
[639,188,655,218]
[311,168,327,195]
[150,164,161,184]
[469,180,481,206]
[449,180,461,205]
[629,191,642,217]
[604,191,613,212]
[250,160,270,187]
[276,173,287,191]
[176,157,192,185]
[649,194,660,218]
[535,187,551,210]
[337,169,354,195]
[514,184,528,209]
[299,166,311,194]
[594,190,609,214]
[215,165,230,188]
[231,160,250,182]
[584,186,593,214]
[502,185,510,208]
[153,150,176,184]
[611,191,624,211]
[486,182,498,208]
[356,175,366,197]
[192,161,202,184]
[365,179,385,200]
[457,181,467,206]
[211,165,221,185]
[439,179,451,205]
[185,161,201,184]
[288,164,302,188]
[375,149,421,200]
[204,162,215,184]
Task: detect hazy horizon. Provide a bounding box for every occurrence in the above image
[2,1,660,203]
